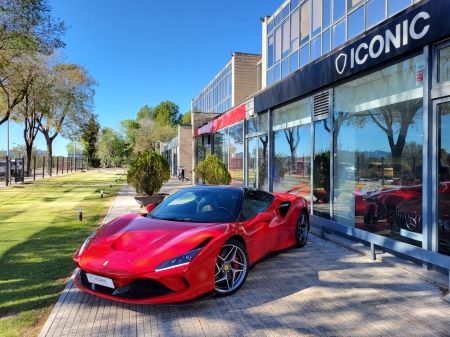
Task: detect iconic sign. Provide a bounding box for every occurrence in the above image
[335,11,430,74]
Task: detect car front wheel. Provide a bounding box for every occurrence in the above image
[214,239,249,296]
[296,211,309,248]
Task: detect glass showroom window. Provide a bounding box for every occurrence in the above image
[438,45,450,83]
[229,122,244,186]
[332,54,424,244]
[213,129,229,168]
[437,102,450,256]
[273,98,312,207]
[313,118,331,219]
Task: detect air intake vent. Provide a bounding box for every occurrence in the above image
[313,91,330,119]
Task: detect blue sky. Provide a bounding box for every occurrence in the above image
[0,0,279,156]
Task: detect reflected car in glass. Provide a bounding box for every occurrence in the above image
[394,193,450,254]
[357,162,394,181]
[73,185,310,305]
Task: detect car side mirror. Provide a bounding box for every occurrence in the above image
[145,203,156,213]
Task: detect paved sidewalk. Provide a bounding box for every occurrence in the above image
[39,180,450,337]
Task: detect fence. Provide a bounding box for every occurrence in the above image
[0,155,87,186]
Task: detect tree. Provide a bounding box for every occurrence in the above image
[65,139,86,156]
[0,0,67,126]
[136,105,153,120]
[152,100,180,126]
[180,110,191,125]
[194,154,231,185]
[37,63,96,172]
[126,149,170,196]
[96,127,130,167]
[80,114,100,158]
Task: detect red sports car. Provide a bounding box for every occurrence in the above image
[73,185,309,305]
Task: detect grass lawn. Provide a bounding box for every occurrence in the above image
[0,170,126,337]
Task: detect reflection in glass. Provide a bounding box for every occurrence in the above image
[332,18,346,49]
[282,58,290,79]
[273,98,312,206]
[267,35,273,68]
[275,27,282,64]
[267,68,273,87]
[311,36,322,61]
[290,51,299,73]
[388,0,411,17]
[247,113,269,135]
[333,0,346,22]
[367,0,385,29]
[313,119,331,219]
[323,0,331,28]
[282,18,290,59]
[229,122,244,186]
[214,131,224,163]
[291,9,299,51]
[300,44,309,68]
[348,5,364,40]
[333,54,424,246]
[247,136,269,190]
[347,0,363,10]
[438,46,450,83]
[311,0,322,37]
[437,102,450,256]
[323,29,331,54]
[274,63,281,83]
[300,1,310,45]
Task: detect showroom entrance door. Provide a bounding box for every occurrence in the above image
[246,135,268,190]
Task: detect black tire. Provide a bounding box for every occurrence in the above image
[214,239,249,297]
[295,211,309,248]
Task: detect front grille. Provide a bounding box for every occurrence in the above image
[79,270,174,299]
[394,212,422,231]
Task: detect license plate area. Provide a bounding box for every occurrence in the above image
[86,273,115,289]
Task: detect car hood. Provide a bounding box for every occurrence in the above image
[396,195,450,220]
[77,214,228,274]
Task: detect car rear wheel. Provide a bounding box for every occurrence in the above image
[296,211,309,248]
[214,239,249,296]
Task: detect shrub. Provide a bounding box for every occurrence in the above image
[88,158,101,168]
[194,154,231,185]
[126,150,170,195]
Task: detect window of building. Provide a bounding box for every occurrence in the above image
[366,0,385,29]
[282,58,290,79]
[229,122,244,185]
[268,34,274,68]
[312,0,322,37]
[438,45,450,83]
[388,0,412,17]
[323,0,331,28]
[273,98,312,206]
[323,29,331,54]
[332,54,424,244]
[348,5,364,40]
[300,44,310,68]
[275,26,282,64]
[291,8,300,51]
[332,18,346,49]
[282,18,290,59]
[333,0,346,22]
[348,0,364,11]
[311,35,322,61]
[290,51,299,72]
[313,118,331,219]
[282,4,290,20]
[300,1,310,45]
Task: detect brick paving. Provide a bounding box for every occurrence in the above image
[39,180,450,337]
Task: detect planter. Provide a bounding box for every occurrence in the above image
[313,189,330,203]
[134,193,169,207]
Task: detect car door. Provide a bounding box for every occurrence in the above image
[240,190,278,263]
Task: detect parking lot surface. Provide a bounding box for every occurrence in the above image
[39,181,450,337]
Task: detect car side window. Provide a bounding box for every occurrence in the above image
[241,190,274,221]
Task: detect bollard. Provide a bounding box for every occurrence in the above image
[109,183,112,188]
[78,207,82,221]
[101,190,103,198]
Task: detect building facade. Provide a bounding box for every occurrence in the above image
[194,0,450,280]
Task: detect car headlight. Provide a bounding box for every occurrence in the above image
[155,248,202,272]
[78,232,96,255]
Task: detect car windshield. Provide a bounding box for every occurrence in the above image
[148,187,243,223]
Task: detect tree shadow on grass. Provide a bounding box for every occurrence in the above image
[0,225,98,317]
